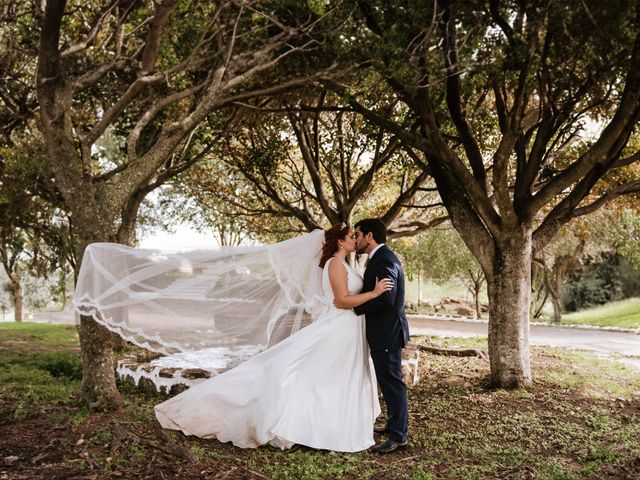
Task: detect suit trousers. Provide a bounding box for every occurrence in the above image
[370,347,408,443]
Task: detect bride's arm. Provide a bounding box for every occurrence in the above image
[328,259,392,309]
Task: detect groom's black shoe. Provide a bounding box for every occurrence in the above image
[370,438,408,454]
[373,425,390,435]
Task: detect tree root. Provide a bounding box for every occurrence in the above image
[417,344,488,360]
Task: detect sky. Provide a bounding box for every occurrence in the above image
[138,222,215,252]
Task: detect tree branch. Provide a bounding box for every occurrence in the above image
[61,1,118,57]
[572,179,640,217]
[439,0,487,190]
[381,170,431,226]
[527,30,640,216]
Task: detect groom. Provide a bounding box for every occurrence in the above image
[353,218,409,454]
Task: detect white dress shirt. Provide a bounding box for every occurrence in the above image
[368,243,385,261]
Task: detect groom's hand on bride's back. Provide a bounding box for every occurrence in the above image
[373,276,394,296]
[353,264,400,314]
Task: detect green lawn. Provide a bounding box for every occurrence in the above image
[559,297,640,330]
[1,323,639,479]
[0,321,80,345]
[405,277,479,304]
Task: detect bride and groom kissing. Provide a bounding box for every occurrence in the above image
[155,218,410,454]
[75,218,410,454]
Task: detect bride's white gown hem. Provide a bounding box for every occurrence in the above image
[154,257,381,452]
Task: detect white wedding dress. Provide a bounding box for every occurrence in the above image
[154,257,381,452]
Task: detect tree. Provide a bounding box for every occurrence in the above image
[589,206,640,270]
[34,0,338,407]
[534,234,585,323]
[534,204,640,320]
[0,230,25,322]
[0,130,72,321]
[394,226,486,318]
[175,91,448,239]
[0,0,40,146]
[331,0,640,387]
[158,178,256,246]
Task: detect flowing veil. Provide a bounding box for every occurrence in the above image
[72,230,327,371]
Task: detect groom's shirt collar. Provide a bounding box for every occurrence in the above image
[368,243,385,260]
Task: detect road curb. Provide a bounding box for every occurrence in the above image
[407,313,640,335]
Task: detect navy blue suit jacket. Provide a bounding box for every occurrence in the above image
[353,245,409,351]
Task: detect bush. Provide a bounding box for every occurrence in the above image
[37,351,83,380]
[562,252,627,312]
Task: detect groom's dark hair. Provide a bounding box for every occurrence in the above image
[354,218,387,244]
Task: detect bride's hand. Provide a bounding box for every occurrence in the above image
[373,277,393,296]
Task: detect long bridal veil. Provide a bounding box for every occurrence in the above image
[72,230,326,369]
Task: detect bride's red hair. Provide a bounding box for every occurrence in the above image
[319,224,350,268]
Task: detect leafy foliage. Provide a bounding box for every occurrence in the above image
[393,225,485,315]
[563,252,640,311]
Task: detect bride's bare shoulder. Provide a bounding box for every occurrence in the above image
[326,257,347,275]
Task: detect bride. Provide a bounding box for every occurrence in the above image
[155,223,391,451]
[73,224,392,452]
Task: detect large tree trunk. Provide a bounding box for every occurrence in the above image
[8,273,22,322]
[74,230,123,409]
[78,314,122,409]
[486,229,533,388]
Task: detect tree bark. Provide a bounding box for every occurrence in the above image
[486,228,533,388]
[551,296,562,324]
[72,229,124,408]
[473,281,481,320]
[8,273,22,322]
[546,265,564,323]
[78,313,122,409]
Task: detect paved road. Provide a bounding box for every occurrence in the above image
[11,311,640,368]
[409,315,640,368]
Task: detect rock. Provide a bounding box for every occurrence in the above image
[158,367,178,378]
[455,306,476,317]
[181,368,211,380]
[135,351,162,362]
[170,383,189,395]
[4,456,19,466]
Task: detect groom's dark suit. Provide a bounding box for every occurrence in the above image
[353,244,409,443]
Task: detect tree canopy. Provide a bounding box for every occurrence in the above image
[2,0,640,400]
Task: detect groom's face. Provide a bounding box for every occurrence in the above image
[354,227,370,255]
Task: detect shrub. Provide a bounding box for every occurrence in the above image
[562,252,626,311]
[37,351,83,380]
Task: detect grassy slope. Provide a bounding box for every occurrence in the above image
[559,298,640,329]
[406,278,640,330]
[1,323,639,480]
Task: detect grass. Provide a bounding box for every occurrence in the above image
[405,278,485,304]
[406,281,640,330]
[536,347,640,398]
[558,297,640,329]
[0,321,79,345]
[1,323,639,479]
[0,322,82,420]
